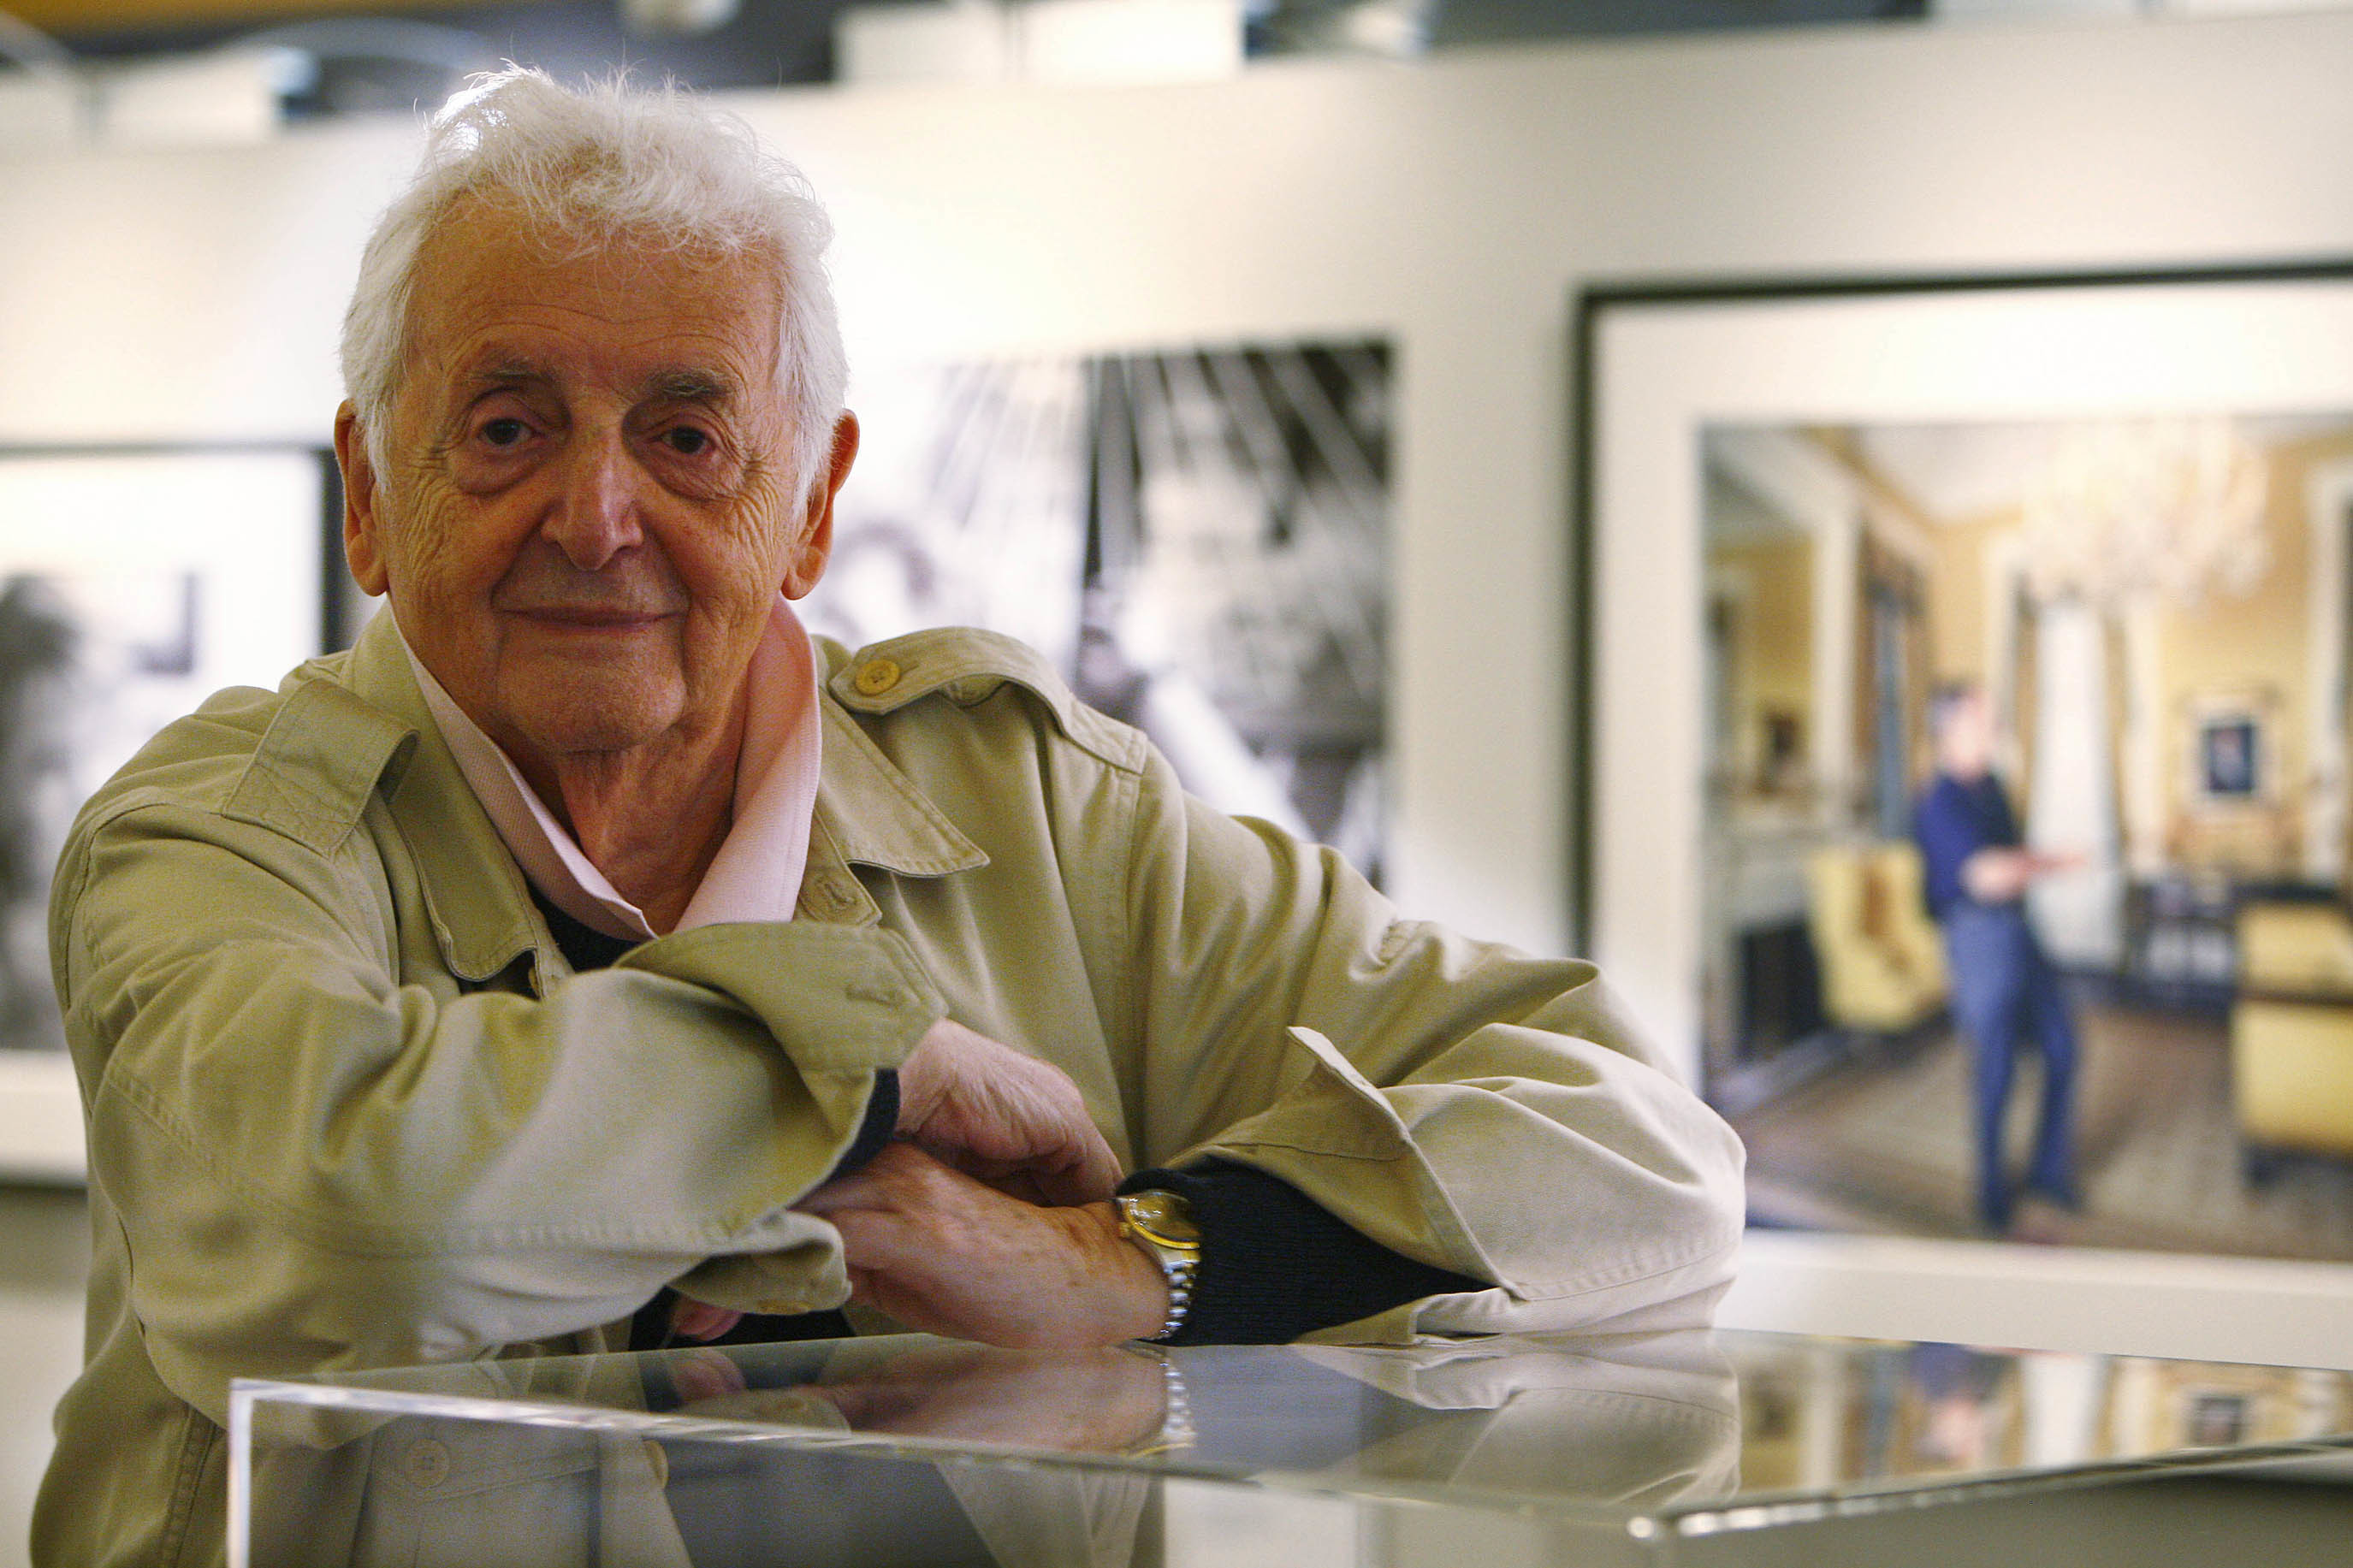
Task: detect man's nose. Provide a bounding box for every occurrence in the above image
[542,428,644,570]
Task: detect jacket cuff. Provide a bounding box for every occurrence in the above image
[619,922,943,1075]
[1117,1157,1486,1346]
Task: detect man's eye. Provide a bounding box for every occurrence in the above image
[479,417,530,447]
[663,427,712,456]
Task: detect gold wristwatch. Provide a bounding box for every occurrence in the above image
[1114,1190,1201,1343]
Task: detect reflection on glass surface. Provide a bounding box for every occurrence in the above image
[229,1331,2353,1568]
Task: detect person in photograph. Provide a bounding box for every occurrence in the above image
[1913,680,2083,1234]
[0,577,80,1048]
[34,70,1743,1566]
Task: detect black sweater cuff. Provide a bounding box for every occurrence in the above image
[1117,1157,1488,1345]
[828,1070,898,1182]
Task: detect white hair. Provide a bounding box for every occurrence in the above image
[339,67,847,497]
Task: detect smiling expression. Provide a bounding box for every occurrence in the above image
[340,198,848,779]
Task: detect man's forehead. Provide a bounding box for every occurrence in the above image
[406,202,782,376]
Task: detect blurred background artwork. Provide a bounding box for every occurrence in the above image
[1700,409,2353,1259]
[1734,1337,2353,1490]
[0,450,326,1068]
[0,0,1975,156]
[806,340,1391,881]
[0,571,198,1052]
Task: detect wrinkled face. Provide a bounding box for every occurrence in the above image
[339,201,849,774]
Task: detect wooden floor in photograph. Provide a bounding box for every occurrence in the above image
[1733,1002,2353,1260]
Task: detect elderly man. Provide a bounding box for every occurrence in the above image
[35,71,1741,1566]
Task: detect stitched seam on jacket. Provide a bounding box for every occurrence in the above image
[1115,757,1153,1154]
[157,1401,216,1568]
[99,1070,824,1257]
[226,760,354,851]
[1479,1221,1742,1305]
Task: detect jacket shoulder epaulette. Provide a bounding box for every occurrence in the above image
[825,626,1146,772]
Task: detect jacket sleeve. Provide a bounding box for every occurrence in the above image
[1112,748,1745,1343]
[56,794,939,1424]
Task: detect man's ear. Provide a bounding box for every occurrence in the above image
[782,411,858,601]
[334,402,392,599]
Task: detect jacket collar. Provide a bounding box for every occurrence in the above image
[335,610,985,973]
[811,700,987,878]
[341,612,550,985]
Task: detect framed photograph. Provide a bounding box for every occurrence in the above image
[2186,689,2278,810]
[0,446,334,1183]
[1575,262,2353,1368]
[812,339,1390,882]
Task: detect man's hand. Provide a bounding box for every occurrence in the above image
[1960,847,2036,902]
[662,1027,1117,1347]
[667,1296,744,1343]
[796,1142,1168,1347]
[663,1341,1167,1452]
[1962,845,2088,902]
[803,1342,1167,1450]
[898,1020,1121,1206]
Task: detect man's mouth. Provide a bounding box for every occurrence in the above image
[502,605,678,627]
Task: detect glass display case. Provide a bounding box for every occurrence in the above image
[230,1329,2353,1567]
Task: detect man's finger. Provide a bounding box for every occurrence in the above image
[1032,1129,1122,1206]
[827,1205,925,1275]
[670,1296,744,1342]
[671,1349,748,1404]
[793,1170,880,1216]
[794,1140,932,1215]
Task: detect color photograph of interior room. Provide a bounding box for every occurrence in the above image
[1702,413,2353,1258]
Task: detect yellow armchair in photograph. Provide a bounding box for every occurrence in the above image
[2237,901,2353,993]
[1806,843,1949,1033]
[2231,901,2353,1164]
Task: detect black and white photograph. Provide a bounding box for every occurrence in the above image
[0,570,200,1052]
[0,451,326,1176]
[808,341,1391,879]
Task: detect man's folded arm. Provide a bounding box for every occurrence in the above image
[60,799,938,1421]
[1115,761,1747,1343]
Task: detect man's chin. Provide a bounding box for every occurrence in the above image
[500,677,688,761]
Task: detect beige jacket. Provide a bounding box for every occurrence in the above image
[34,612,1742,1566]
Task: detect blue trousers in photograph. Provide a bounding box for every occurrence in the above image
[1941,902,2079,1232]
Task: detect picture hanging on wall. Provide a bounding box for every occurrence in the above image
[807,338,1390,882]
[0,447,332,1182]
[2186,689,2277,811]
[1575,263,2353,1283]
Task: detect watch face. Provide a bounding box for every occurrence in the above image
[1123,1191,1201,1246]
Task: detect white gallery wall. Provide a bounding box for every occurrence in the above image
[5,12,2353,1362]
